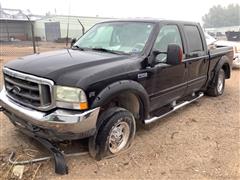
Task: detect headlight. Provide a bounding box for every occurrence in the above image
[55,86,88,110]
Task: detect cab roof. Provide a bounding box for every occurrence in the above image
[98,18,199,26]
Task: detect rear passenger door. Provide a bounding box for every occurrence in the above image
[183,24,208,94]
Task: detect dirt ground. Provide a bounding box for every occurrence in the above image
[0,43,239,180]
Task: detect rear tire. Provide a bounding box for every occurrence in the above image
[88,107,136,160]
[206,68,225,97]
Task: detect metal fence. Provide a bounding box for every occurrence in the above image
[0,15,111,60]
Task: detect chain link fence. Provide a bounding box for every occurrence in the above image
[0,18,79,58]
[0,15,110,59]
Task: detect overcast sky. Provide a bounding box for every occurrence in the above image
[1,0,239,23]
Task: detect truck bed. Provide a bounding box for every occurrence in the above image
[208,46,234,77]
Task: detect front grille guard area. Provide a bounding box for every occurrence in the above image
[3,67,55,111]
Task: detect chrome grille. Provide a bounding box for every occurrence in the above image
[3,68,55,111]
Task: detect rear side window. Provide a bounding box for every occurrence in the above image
[184,25,203,52]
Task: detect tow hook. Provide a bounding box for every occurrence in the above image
[33,136,68,175]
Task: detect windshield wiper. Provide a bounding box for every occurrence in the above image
[72,45,85,51]
[91,48,127,55]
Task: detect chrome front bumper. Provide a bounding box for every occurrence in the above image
[0,89,100,139]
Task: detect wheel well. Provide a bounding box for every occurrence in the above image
[222,63,230,79]
[101,91,143,122]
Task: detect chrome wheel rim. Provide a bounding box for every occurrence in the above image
[217,73,224,93]
[108,121,130,154]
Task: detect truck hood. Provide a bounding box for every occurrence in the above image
[5,49,140,89]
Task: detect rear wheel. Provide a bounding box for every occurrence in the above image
[88,107,136,160]
[206,68,225,97]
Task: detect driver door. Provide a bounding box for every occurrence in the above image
[148,24,188,111]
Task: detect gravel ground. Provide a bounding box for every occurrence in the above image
[0,44,239,179]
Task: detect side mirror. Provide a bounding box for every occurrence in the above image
[148,49,163,67]
[166,44,183,65]
[71,38,77,47]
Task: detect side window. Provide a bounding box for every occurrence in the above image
[154,25,183,63]
[184,25,203,53]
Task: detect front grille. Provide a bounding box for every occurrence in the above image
[3,68,54,111]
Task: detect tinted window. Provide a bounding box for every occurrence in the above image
[184,25,203,52]
[154,25,183,63]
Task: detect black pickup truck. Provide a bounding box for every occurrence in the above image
[0,20,233,161]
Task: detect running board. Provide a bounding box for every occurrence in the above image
[144,92,204,124]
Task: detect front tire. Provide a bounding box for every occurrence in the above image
[89,107,136,160]
[206,68,225,97]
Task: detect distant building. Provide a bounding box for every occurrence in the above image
[0,7,31,41]
[34,15,114,41]
[0,5,114,42]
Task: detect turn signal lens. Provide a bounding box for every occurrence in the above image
[79,102,88,110]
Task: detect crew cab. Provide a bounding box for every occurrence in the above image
[0,20,233,160]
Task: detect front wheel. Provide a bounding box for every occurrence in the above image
[88,107,136,160]
[206,68,225,97]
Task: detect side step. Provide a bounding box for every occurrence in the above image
[144,92,204,124]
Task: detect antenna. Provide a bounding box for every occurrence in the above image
[77,19,85,35]
[66,0,71,47]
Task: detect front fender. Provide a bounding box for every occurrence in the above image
[91,80,150,119]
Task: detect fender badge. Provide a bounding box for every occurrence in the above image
[138,72,148,79]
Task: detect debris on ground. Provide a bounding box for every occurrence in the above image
[0,147,46,180]
[12,165,25,179]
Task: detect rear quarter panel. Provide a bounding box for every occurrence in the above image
[208,46,233,83]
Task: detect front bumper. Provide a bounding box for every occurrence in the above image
[0,89,100,141]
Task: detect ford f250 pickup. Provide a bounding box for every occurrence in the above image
[0,20,233,162]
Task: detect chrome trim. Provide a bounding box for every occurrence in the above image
[3,67,55,111]
[0,88,100,134]
[144,92,204,124]
[210,49,233,57]
[183,55,209,62]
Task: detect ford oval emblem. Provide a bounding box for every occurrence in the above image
[10,86,21,94]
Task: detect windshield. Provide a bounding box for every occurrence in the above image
[74,22,154,54]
